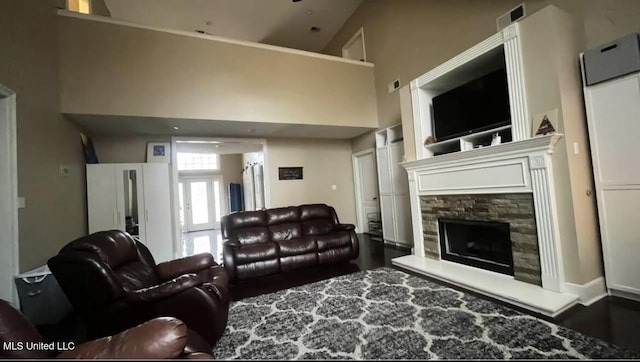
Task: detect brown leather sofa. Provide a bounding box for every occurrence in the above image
[0,299,213,359]
[222,204,359,283]
[47,230,229,347]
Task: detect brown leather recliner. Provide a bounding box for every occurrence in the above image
[0,299,213,359]
[47,230,229,347]
[222,203,359,283]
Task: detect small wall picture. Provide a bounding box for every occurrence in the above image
[146,142,170,163]
[278,167,303,180]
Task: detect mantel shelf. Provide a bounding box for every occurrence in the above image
[402,134,563,171]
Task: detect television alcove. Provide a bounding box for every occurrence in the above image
[409,28,530,159]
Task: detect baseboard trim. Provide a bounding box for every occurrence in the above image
[565,277,607,306]
[609,288,640,303]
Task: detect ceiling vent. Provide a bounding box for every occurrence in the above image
[496,3,526,32]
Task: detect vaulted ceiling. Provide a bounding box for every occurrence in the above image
[104,0,362,52]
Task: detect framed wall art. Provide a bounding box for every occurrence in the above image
[146,142,171,163]
[278,167,303,180]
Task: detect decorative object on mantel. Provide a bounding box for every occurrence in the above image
[535,116,556,136]
[146,142,170,163]
[278,167,303,180]
[424,136,436,146]
[80,133,99,164]
[533,109,558,137]
[490,132,502,146]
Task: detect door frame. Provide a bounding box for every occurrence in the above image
[0,85,19,307]
[178,175,224,232]
[342,27,366,62]
[352,148,377,233]
[170,137,269,255]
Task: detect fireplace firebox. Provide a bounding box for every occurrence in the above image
[438,218,513,275]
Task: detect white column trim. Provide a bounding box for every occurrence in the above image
[504,23,530,142]
[407,170,425,257]
[529,153,565,292]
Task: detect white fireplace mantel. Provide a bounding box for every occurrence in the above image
[399,134,568,289]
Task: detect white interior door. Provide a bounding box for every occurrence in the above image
[142,163,173,263]
[179,176,223,232]
[354,151,380,232]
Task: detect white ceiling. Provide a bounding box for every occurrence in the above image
[104,0,362,52]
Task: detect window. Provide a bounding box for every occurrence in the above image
[177,152,220,171]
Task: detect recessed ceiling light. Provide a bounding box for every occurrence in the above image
[173,126,179,130]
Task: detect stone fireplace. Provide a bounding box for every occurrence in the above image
[392,135,582,317]
[420,194,541,286]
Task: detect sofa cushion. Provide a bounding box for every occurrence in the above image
[266,207,300,225]
[300,204,337,222]
[225,211,266,229]
[303,220,335,236]
[234,227,270,246]
[236,259,280,280]
[318,246,354,265]
[316,232,352,251]
[234,243,278,264]
[276,237,317,257]
[280,253,318,272]
[269,223,302,242]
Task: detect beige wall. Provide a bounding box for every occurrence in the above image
[219,154,243,187]
[0,0,87,271]
[57,14,378,129]
[266,138,356,224]
[92,135,170,163]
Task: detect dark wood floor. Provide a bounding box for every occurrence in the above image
[231,234,640,354]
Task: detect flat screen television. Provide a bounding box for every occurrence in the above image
[432,68,511,142]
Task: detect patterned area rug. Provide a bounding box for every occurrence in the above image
[213,267,638,359]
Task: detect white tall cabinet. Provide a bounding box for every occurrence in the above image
[582,70,640,299]
[87,163,174,263]
[376,124,412,247]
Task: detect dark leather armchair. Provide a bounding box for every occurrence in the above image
[47,230,229,346]
[0,299,213,359]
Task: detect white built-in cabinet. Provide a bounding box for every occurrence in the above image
[87,163,173,263]
[376,124,412,247]
[582,70,640,298]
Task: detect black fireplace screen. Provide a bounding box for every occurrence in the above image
[438,218,514,276]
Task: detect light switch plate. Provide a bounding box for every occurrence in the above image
[60,164,70,177]
[18,197,25,209]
